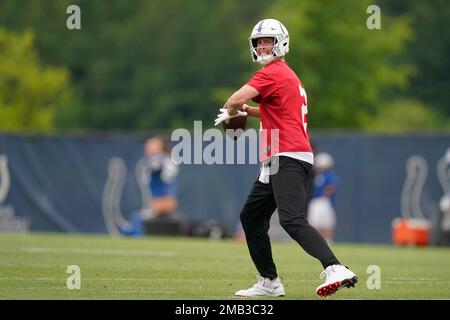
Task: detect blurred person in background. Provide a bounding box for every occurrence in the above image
[307,152,339,243]
[142,137,188,236]
[144,137,179,217]
[121,137,183,237]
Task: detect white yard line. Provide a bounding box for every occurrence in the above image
[107,290,175,294]
[18,246,176,257]
[387,277,441,281]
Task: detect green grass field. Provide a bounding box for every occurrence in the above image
[1,233,449,300]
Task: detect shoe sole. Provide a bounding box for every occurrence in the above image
[235,293,285,298]
[316,276,358,298]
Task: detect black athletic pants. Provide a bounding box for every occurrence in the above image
[240,156,340,279]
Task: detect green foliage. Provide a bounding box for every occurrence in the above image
[0,28,72,132]
[269,0,414,129]
[0,1,448,132]
[361,99,447,132]
[380,0,450,117]
[0,0,270,131]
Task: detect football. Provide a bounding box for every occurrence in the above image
[222,115,247,140]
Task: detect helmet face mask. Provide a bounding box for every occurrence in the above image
[249,19,289,65]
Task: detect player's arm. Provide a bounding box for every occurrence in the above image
[225,84,259,116]
[323,185,337,197]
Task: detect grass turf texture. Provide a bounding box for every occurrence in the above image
[0,233,449,300]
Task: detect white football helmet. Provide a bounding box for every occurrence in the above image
[249,19,289,65]
[315,153,334,169]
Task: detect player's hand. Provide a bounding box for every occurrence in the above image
[240,105,249,112]
[214,108,247,126]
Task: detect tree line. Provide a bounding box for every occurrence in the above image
[0,0,448,133]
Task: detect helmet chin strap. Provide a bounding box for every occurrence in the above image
[257,53,285,65]
[256,54,275,65]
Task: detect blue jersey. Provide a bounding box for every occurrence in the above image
[312,170,339,207]
[146,155,178,198]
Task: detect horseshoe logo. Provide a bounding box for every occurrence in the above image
[102,157,151,236]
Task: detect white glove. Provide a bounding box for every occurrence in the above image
[214,108,247,126]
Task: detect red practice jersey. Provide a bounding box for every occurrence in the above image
[247,60,312,162]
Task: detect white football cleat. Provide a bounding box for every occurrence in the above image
[235,276,285,297]
[316,265,358,297]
